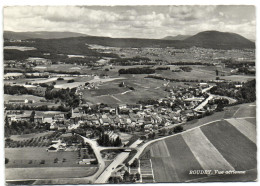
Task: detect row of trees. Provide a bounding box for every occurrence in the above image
[170,62,214,66]
[5,104,70,112]
[146,75,212,83]
[119,68,155,74]
[156,67,170,70]
[4,85,34,95]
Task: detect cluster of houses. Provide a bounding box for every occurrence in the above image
[4,81,226,135]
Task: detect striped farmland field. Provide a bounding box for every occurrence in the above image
[201,120,256,171]
[144,115,256,183]
[182,128,235,171]
[226,118,256,144]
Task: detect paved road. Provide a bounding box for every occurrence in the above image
[95,139,143,183]
[201,86,214,93]
[79,136,105,182]
[193,95,214,111]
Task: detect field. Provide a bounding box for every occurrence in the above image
[9,131,54,141]
[226,118,256,144]
[81,75,169,104]
[159,65,216,81]
[201,121,256,171]
[6,167,97,180]
[5,148,97,168]
[221,75,255,82]
[5,147,98,180]
[182,128,234,171]
[183,102,254,131]
[140,103,256,182]
[4,94,45,103]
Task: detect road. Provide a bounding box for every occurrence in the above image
[95,139,143,183]
[79,136,105,182]
[201,85,214,93]
[193,95,214,111]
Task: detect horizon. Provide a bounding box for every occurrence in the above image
[4,5,256,40]
[3,30,255,41]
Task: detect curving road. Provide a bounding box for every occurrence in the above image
[79,136,106,182]
[95,139,143,183]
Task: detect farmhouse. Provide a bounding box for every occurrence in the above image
[47,139,66,152]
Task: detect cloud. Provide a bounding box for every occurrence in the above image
[3,5,256,40]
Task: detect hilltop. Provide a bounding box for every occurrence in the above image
[184,30,255,49]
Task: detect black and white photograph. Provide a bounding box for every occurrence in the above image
[1,2,257,185]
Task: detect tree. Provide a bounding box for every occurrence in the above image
[30,110,35,122]
[123,171,130,181]
[114,136,122,147]
[216,69,219,76]
[5,115,9,126]
[131,158,139,168]
[173,125,183,133]
[140,136,147,140]
[67,79,75,83]
[160,128,167,135]
[136,173,141,180]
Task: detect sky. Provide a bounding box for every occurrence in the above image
[3,5,256,40]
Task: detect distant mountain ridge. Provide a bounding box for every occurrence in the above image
[4,31,89,40]
[162,35,191,40]
[4,30,255,49]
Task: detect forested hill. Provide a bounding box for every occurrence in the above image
[4,31,89,40]
[5,30,255,50]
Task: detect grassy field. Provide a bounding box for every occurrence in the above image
[164,135,205,181]
[201,120,256,171]
[183,102,255,131]
[226,119,256,144]
[5,147,98,180]
[233,103,256,118]
[150,140,170,158]
[141,102,256,183]
[221,75,255,82]
[4,94,45,102]
[6,167,97,180]
[182,128,234,171]
[157,65,216,81]
[5,148,97,168]
[152,157,179,182]
[81,75,169,104]
[245,118,256,126]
